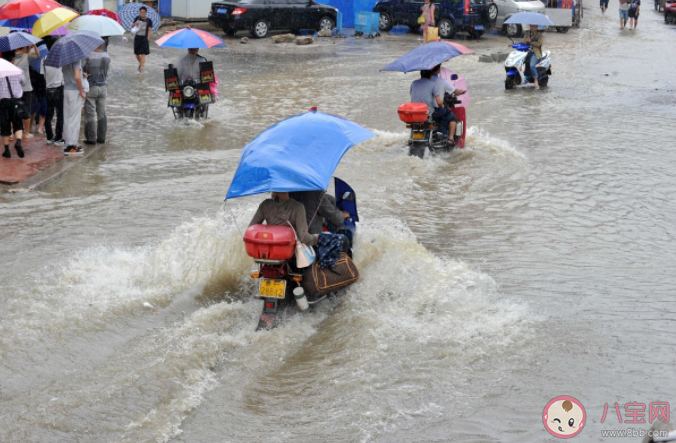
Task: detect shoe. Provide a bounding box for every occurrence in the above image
[2,147,10,158]
[64,145,83,156]
[53,139,65,146]
[83,140,96,145]
[15,144,24,158]
[46,138,55,144]
[96,139,105,144]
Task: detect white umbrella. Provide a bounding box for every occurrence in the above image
[0,58,23,78]
[66,15,125,37]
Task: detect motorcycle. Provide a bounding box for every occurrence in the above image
[398,70,469,159]
[243,179,359,331]
[504,40,552,90]
[168,79,209,120]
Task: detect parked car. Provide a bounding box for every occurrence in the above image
[374,0,498,39]
[493,0,546,37]
[208,0,338,38]
[665,0,676,23]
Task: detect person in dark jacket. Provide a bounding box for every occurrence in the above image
[289,191,349,235]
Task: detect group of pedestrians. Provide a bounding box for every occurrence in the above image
[0,35,110,159]
[602,0,641,29]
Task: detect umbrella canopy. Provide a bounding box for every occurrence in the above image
[119,3,160,32]
[32,7,78,38]
[380,41,475,73]
[0,14,41,29]
[29,41,48,71]
[50,24,71,36]
[44,30,103,68]
[0,0,62,20]
[67,15,125,37]
[86,8,122,25]
[156,26,225,48]
[0,58,23,78]
[504,12,554,26]
[0,30,41,52]
[226,110,376,199]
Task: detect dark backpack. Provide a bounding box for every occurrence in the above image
[29,65,46,96]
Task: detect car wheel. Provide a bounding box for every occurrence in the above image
[408,24,420,32]
[555,26,569,33]
[378,12,393,31]
[668,12,676,23]
[438,18,456,38]
[468,30,484,38]
[487,3,498,22]
[252,20,269,38]
[225,29,236,36]
[504,23,522,37]
[318,16,335,31]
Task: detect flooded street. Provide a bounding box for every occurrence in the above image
[1,5,675,442]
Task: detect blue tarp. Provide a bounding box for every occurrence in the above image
[319,0,377,27]
[225,111,376,200]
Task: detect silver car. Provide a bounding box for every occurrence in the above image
[493,0,545,36]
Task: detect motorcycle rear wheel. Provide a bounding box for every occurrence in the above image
[539,76,549,88]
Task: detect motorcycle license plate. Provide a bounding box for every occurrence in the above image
[259,279,286,299]
[474,25,484,30]
[217,8,228,13]
[412,133,425,140]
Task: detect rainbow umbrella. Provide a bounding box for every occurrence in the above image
[156,26,226,48]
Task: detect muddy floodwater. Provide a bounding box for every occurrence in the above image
[1,6,675,443]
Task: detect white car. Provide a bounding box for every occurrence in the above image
[493,0,546,37]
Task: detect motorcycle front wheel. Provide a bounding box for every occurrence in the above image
[505,76,516,90]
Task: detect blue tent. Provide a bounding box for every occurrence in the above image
[226,110,376,199]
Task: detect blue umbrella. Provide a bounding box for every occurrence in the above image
[226,110,376,199]
[504,12,554,26]
[29,41,48,71]
[380,41,475,73]
[0,30,41,52]
[118,3,160,32]
[44,30,103,68]
[0,14,41,30]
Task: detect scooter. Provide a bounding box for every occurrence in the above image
[504,40,552,90]
[169,79,209,120]
[243,179,358,331]
[398,71,469,159]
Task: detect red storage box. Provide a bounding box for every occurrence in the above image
[244,224,296,261]
[398,102,429,123]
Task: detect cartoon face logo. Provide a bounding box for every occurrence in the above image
[543,396,586,438]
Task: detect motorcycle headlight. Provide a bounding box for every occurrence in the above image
[183,85,195,98]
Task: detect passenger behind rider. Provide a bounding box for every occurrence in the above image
[430,64,466,140]
[249,192,318,246]
[410,69,456,146]
[290,191,352,256]
[523,25,544,90]
[176,48,206,84]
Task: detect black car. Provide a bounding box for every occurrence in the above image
[374,0,497,38]
[209,0,338,38]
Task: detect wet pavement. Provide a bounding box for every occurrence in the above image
[1,6,676,443]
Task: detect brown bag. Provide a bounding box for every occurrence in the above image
[302,253,359,296]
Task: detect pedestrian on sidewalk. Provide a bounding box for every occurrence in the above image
[42,37,64,146]
[629,0,640,28]
[619,0,631,28]
[132,6,153,73]
[13,45,40,139]
[61,58,87,155]
[1,51,26,159]
[82,42,110,145]
[600,0,609,13]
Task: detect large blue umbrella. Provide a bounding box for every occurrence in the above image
[118,3,160,32]
[380,41,475,73]
[0,14,41,29]
[504,12,554,26]
[44,30,103,67]
[0,30,41,51]
[226,110,376,199]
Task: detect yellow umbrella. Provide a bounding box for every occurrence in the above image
[31,7,78,38]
